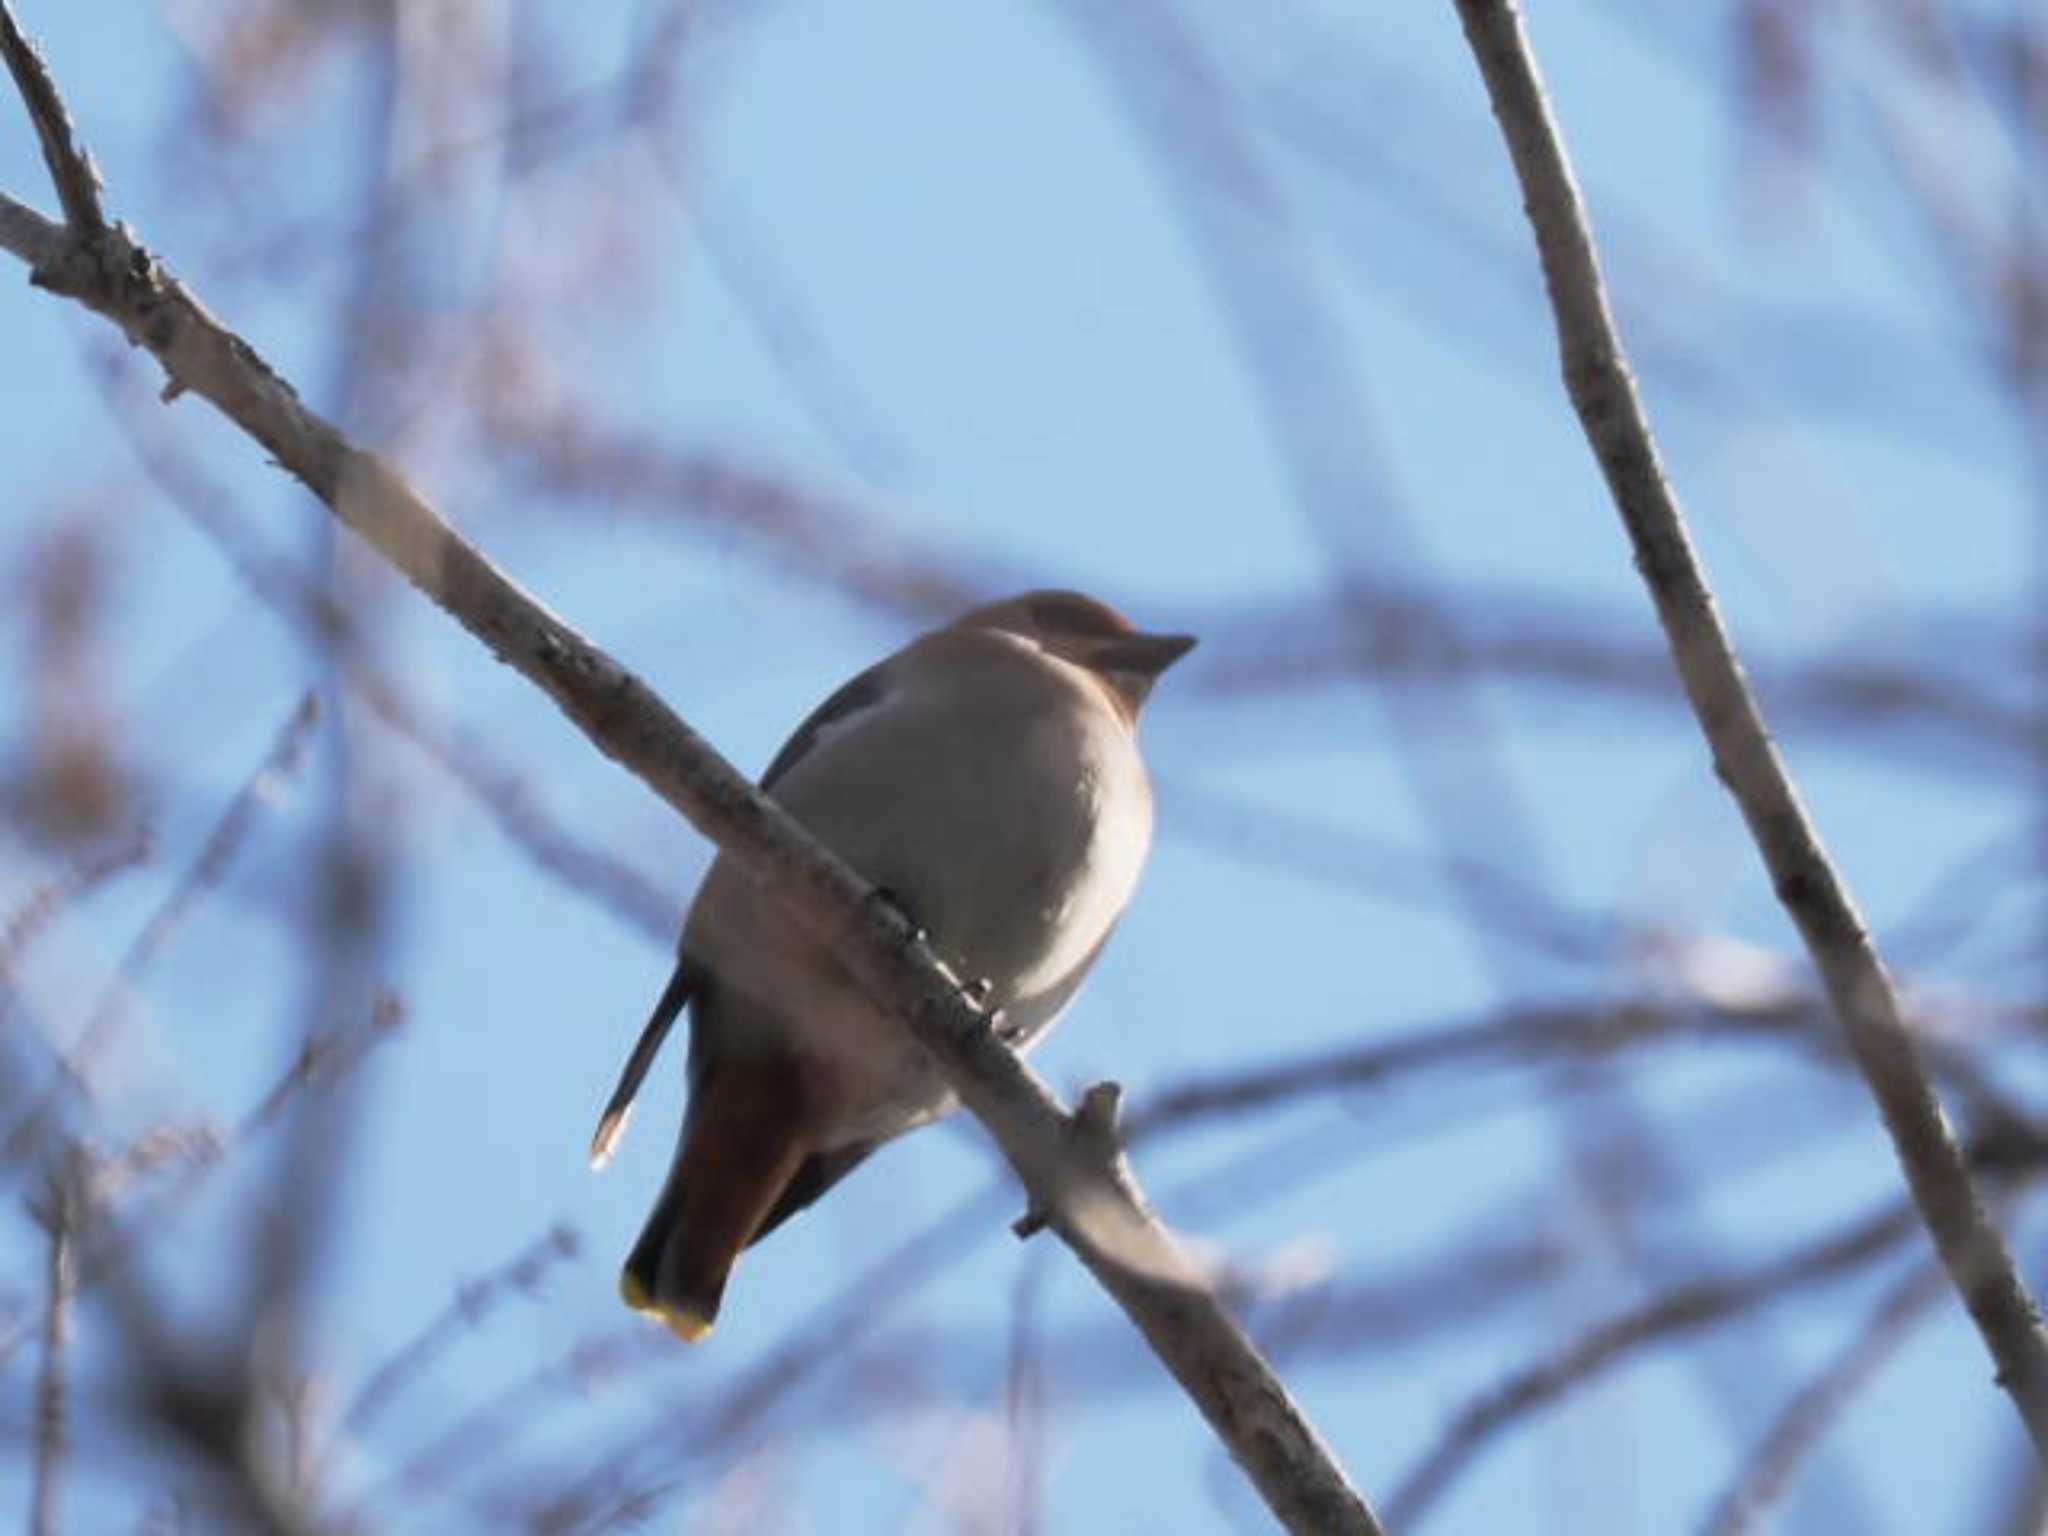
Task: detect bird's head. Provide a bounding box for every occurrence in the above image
[953,589,1196,720]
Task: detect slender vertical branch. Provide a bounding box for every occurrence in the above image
[1006,1250,1052,1536]
[29,1156,80,1536]
[1449,0,2048,1461]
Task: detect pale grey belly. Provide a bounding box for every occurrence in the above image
[683,671,1151,1148]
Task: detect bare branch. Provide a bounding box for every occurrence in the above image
[0,5,101,233]
[493,410,985,622]
[1127,986,2031,1151]
[1005,1251,1053,1536]
[239,991,404,1141]
[27,1152,82,1536]
[1698,1257,1948,1536]
[74,992,406,1296]
[506,402,2044,776]
[1386,1191,1923,1527]
[517,1182,1014,1528]
[0,185,60,264]
[1192,595,2044,778]
[0,12,1379,1529]
[343,1223,582,1438]
[1160,778,1610,963]
[362,1326,649,1520]
[0,829,151,982]
[88,348,677,944]
[2,693,320,1165]
[1451,0,2048,1459]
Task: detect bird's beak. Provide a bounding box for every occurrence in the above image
[1091,631,1197,678]
[1087,631,1196,719]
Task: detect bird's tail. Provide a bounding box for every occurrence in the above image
[620,1055,812,1342]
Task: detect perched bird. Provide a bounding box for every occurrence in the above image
[590,590,1193,1341]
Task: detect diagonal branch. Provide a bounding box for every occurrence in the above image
[0,5,1379,1529]
[87,351,679,944]
[1387,1189,1925,1526]
[1,692,322,1167]
[1698,1256,1949,1536]
[1450,0,2048,1462]
[342,1223,582,1439]
[0,3,96,234]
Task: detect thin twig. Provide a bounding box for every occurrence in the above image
[0,9,1379,1528]
[1450,0,2048,1460]
[361,1325,649,1519]
[240,991,404,1140]
[343,1223,582,1437]
[511,1179,1010,1531]
[1385,1191,1922,1527]
[1126,988,2023,1146]
[0,830,153,982]
[0,5,99,233]
[812,1235,1565,1427]
[28,1153,81,1536]
[494,409,984,622]
[86,1194,322,1536]
[1006,1250,1052,1536]
[2,694,320,1166]
[76,689,318,1081]
[1192,596,2044,777]
[1697,1256,1948,1536]
[500,398,2048,772]
[75,992,406,1295]
[1160,777,1611,963]
[89,349,676,944]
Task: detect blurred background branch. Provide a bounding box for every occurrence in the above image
[0,0,2041,1530]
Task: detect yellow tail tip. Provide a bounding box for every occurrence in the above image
[620,1270,715,1343]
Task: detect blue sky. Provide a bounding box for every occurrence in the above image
[1,1,2040,1531]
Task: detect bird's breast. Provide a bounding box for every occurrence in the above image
[683,647,1153,1144]
[860,697,1150,1001]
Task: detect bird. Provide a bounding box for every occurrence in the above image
[589,590,1194,1342]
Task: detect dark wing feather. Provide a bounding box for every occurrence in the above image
[671,655,896,1238]
[663,659,888,1122]
[749,1138,886,1245]
[759,660,891,792]
[675,983,884,1245]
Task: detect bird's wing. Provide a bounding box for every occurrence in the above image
[589,656,897,1170]
[759,659,893,793]
[748,1137,886,1245]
